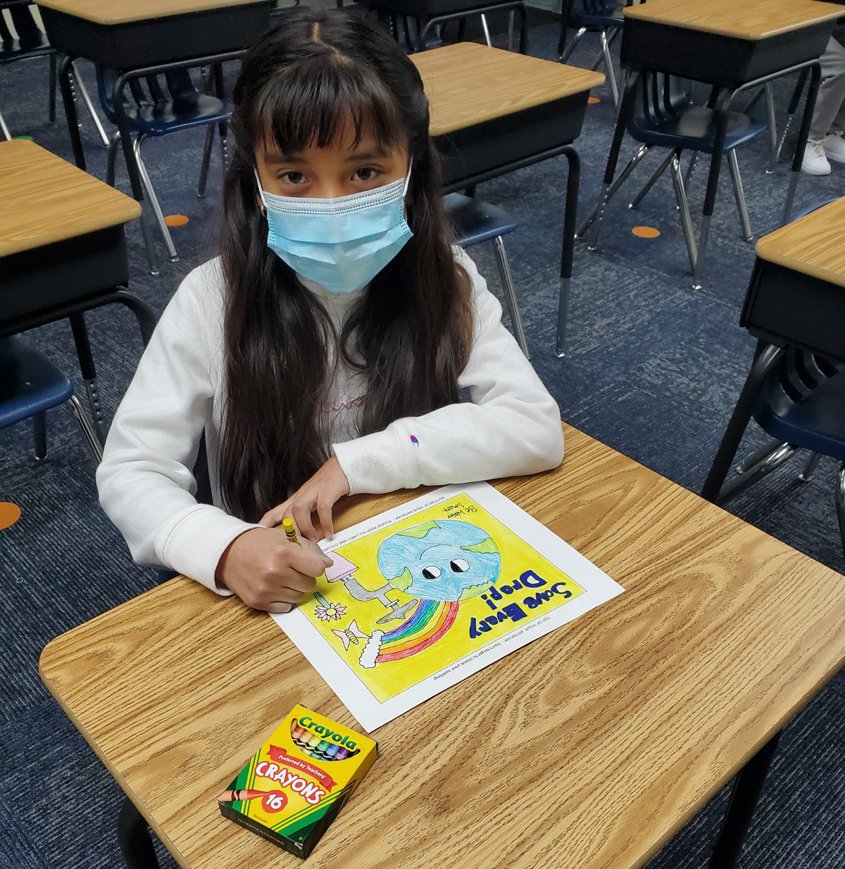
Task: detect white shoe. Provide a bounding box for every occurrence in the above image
[802,139,832,175]
[823,131,845,164]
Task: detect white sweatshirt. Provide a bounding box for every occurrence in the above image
[96,248,564,594]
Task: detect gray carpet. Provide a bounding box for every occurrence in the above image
[1,8,843,868]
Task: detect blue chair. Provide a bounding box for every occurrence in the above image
[444,192,529,357]
[580,71,767,287]
[98,64,231,274]
[0,336,103,463]
[704,344,845,561]
[558,0,625,108]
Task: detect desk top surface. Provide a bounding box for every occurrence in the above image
[35,0,268,25]
[412,43,604,136]
[624,0,845,41]
[755,196,845,287]
[0,140,140,256]
[39,427,845,869]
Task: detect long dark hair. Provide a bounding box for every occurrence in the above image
[219,8,473,522]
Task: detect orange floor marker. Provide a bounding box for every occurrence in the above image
[632,226,661,239]
[164,214,190,228]
[0,502,21,530]
[588,96,601,105]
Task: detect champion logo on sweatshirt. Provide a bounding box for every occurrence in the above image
[409,435,419,447]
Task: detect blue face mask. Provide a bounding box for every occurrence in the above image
[256,164,413,295]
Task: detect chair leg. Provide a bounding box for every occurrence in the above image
[599,31,619,108]
[134,135,179,264]
[106,131,121,187]
[670,151,698,274]
[764,82,778,172]
[628,149,673,210]
[71,60,110,149]
[480,13,492,47]
[69,312,107,442]
[0,110,10,140]
[560,27,585,63]
[118,797,160,869]
[836,464,845,563]
[507,9,515,51]
[197,126,214,198]
[33,412,47,461]
[798,451,822,482]
[577,144,651,240]
[492,236,529,358]
[718,442,797,505]
[727,150,753,242]
[49,54,58,124]
[776,70,808,164]
[218,121,229,174]
[67,396,104,464]
[684,151,699,188]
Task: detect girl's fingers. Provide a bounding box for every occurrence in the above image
[316,497,334,540]
[292,500,319,542]
[265,601,294,614]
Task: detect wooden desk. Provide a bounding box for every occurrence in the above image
[40,427,845,868]
[591,0,845,289]
[414,43,605,356]
[703,197,845,509]
[36,0,273,68]
[0,140,153,434]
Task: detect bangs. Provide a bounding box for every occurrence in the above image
[255,55,405,155]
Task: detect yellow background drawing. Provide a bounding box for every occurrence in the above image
[302,494,585,703]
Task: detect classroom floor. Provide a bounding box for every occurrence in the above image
[1,8,843,868]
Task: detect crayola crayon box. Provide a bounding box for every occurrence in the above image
[217,705,377,858]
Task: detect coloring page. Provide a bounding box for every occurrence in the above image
[272,483,623,731]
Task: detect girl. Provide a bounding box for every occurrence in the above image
[97,8,564,613]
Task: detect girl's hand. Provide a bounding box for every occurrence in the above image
[260,455,350,541]
[216,528,332,613]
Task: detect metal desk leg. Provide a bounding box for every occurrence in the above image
[58,54,86,170]
[708,732,782,869]
[782,62,821,226]
[556,145,580,358]
[693,90,731,290]
[701,343,784,502]
[69,312,106,442]
[118,797,160,869]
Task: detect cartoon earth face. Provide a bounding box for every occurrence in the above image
[376,520,500,601]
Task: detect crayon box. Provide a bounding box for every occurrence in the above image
[217,705,377,858]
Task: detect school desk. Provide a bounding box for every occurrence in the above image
[36,0,273,205]
[703,195,845,503]
[412,43,604,357]
[0,139,154,437]
[40,426,845,868]
[596,0,845,285]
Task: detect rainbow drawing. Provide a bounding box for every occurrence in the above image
[359,598,459,668]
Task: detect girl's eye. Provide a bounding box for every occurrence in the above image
[354,167,378,182]
[281,171,305,184]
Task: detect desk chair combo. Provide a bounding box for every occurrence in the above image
[578,0,845,289]
[703,196,845,562]
[0,140,155,441]
[0,0,106,143]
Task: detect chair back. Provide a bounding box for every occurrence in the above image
[96,66,200,123]
[0,3,49,55]
[626,71,690,137]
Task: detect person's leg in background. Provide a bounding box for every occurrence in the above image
[803,25,845,175]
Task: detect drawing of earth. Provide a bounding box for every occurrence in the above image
[376,519,501,602]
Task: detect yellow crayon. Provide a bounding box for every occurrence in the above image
[282,517,299,545]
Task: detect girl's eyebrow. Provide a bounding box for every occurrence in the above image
[343,149,388,162]
[264,153,305,164]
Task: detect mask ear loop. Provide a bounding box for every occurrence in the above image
[403,156,414,196]
[253,167,268,216]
